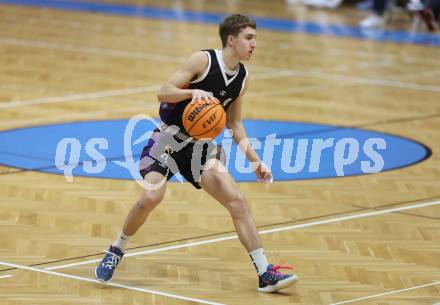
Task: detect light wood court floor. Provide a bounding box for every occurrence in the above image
[0,1,439,305]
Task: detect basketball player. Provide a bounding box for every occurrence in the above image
[95,14,298,293]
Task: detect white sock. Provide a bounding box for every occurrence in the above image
[249,248,269,275]
[112,231,131,253]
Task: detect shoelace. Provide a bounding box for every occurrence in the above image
[268,260,293,278]
[103,252,121,269]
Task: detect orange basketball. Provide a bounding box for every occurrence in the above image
[182,99,226,140]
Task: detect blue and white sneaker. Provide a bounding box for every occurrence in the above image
[95,246,124,282]
[258,261,298,293]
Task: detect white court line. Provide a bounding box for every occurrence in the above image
[0,274,13,279]
[0,261,226,305]
[0,66,312,110]
[1,198,438,305]
[274,41,440,64]
[2,67,438,110]
[0,67,285,110]
[246,83,345,98]
[252,69,440,93]
[0,37,185,63]
[329,281,440,305]
[0,104,156,128]
[0,85,161,109]
[44,199,440,271]
[311,71,440,93]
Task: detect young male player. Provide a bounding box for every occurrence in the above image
[95,14,298,293]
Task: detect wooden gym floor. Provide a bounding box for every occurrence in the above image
[0,1,439,305]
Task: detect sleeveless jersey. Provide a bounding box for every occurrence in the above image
[159,49,248,134]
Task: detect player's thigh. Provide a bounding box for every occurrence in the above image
[200,158,242,205]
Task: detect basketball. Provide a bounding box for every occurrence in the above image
[182,98,226,140]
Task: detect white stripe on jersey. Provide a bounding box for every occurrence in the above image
[240,66,248,95]
[190,51,211,84]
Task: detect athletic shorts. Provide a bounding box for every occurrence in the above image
[139,129,226,189]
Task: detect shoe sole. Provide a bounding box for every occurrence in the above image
[257,274,298,293]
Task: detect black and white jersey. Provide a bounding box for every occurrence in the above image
[159,49,248,133]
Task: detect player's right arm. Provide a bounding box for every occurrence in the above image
[157,51,217,104]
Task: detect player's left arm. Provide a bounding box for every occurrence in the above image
[226,81,273,183]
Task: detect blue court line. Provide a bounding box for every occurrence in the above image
[1,0,439,47]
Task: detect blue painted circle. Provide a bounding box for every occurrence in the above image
[0,119,430,182]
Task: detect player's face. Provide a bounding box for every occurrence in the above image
[232,26,257,60]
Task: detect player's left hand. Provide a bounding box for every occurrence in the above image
[254,162,273,183]
[190,90,219,106]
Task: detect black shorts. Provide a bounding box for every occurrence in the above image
[139,129,226,189]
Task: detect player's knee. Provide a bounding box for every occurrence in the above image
[137,191,164,212]
[227,192,249,218]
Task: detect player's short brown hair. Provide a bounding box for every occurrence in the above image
[219,14,257,48]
